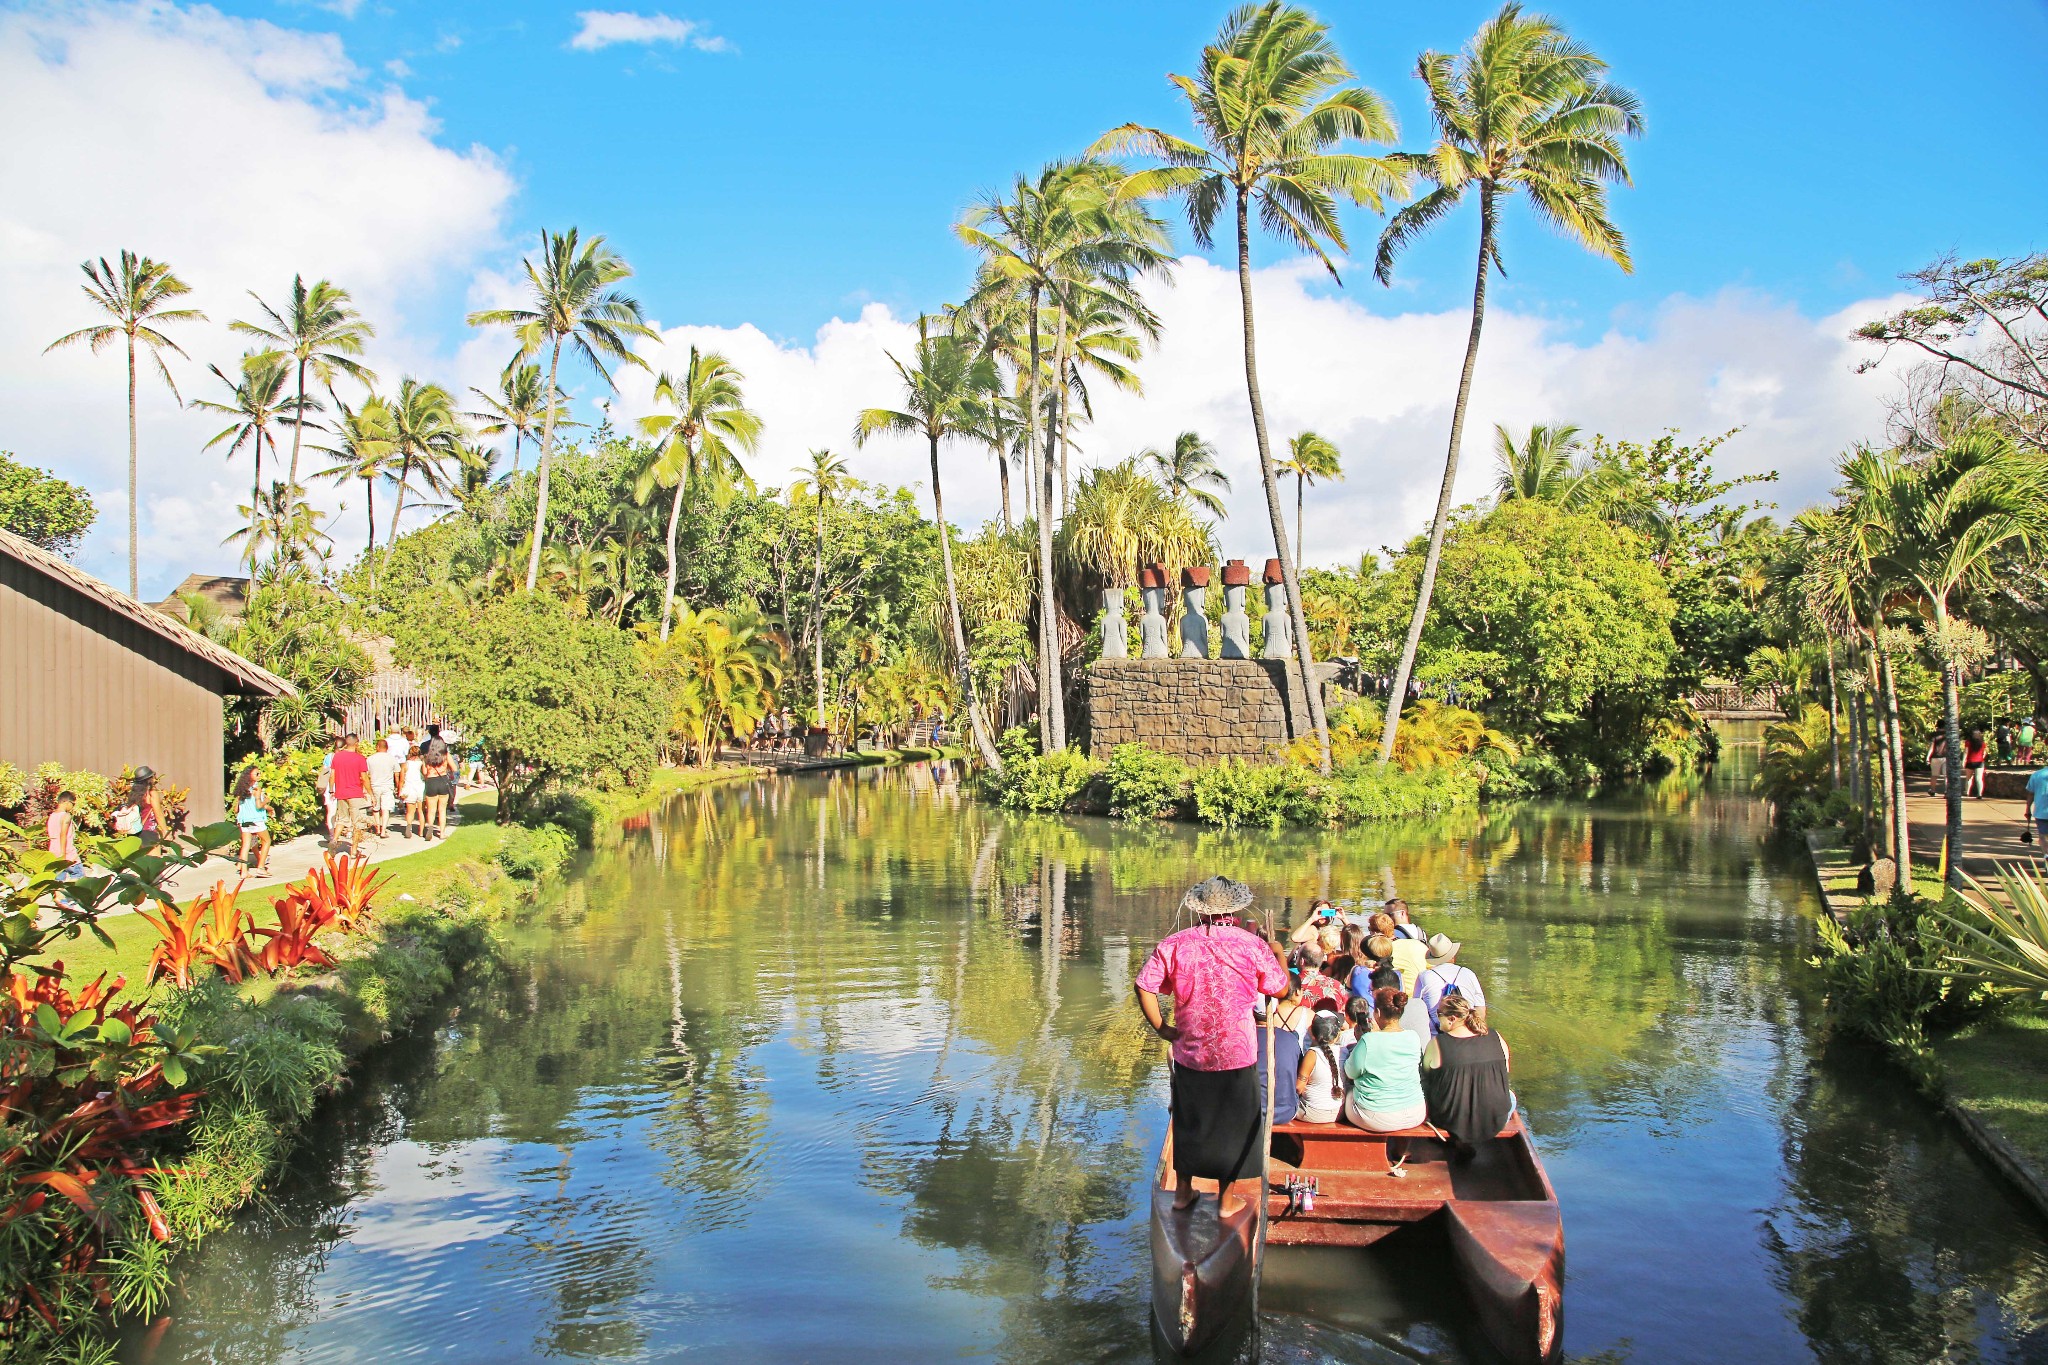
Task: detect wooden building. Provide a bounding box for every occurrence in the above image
[0,529,292,825]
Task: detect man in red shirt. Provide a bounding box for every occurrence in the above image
[329,733,372,856]
[1135,876,1288,1216]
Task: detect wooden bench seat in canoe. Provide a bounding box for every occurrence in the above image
[1268,1115,1522,1175]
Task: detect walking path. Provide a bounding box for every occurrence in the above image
[1904,788,2040,880]
[155,818,465,906]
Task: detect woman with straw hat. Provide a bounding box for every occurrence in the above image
[1134,876,1289,1217]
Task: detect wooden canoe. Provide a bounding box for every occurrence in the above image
[1148,1128,1261,1357]
[1265,1113,1565,1364]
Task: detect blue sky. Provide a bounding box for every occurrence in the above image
[231,0,2047,345]
[3,0,2044,593]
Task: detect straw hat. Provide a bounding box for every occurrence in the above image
[1425,932,1461,965]
[1182,875,1254,919]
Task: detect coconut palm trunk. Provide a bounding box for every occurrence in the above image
[125,331,139,597]
[1879,646,1913,892]
[994,440,1013,530]
[363,474,377,574]
[812,489,828,723]
[1234,191,1330,770]
[660,470,686,641]
[1027,284,1064,751]
[927,431,1001,769]
[1935,601,1968,887]
[288,356,308,490]
[387,457,413,549]
[527,340,565,593]
[1295,470,1307,571]
[1824,638,1841,786]
[1381,187,1495,765]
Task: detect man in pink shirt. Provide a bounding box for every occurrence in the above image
[1135,876,1288,1216]
[329,733,372,857]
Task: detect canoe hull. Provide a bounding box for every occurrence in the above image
[1148,1133,1260,1357]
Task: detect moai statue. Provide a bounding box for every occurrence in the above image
[1179,566,1211,658]
[1099,585,1128,658]
[1138,563,1171,659]
[1219,558,1253,659]
[1260,558,1293,659]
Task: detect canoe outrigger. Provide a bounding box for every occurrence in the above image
[1151,1113,1564,1362]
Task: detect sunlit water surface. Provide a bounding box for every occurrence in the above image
[129,732,2048,1363]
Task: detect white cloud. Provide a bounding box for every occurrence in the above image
[567,10,727,53]
[0,2,515,594]
[620,258,1909,570]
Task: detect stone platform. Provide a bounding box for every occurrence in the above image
[1086,658,1337,765]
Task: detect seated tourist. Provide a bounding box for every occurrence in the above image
[1253,1008,1304,1127]
[1386,898,1427,942]
[1293,945,1349,1014]
[1362,934,1405,994]
[1344,987,1428,1135]
[1416,933,1487,1033]
[1423,994,1515,1155]
[1294,1012,1348,1125]
[1289,898,1343,946]
[1270,973,1314,1041]
[1372,912,1428,986]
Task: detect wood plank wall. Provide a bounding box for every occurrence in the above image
[1,559,233,824]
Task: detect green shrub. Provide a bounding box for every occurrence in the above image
[1191,759,1330,829]
[1329,761,1480,821]
[982,728,1101,813]
[1811,892,1988,1088]
[245,748,327,838]
[1103,744,1192,820]
[522,788,600,848]
[0,760,23,813]
[495,823,576,881]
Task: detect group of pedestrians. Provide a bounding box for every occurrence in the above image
[223,723,467,870]
[1133,877,1514,1216]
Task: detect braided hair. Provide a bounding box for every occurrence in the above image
[1309,1012,1344,1101]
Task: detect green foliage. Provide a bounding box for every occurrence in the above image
[398,592,665,821]
[1927,866,2048,999]
[1754,704,1835,819]
[1102,744,1192,820]
[983,729,1100,813]
[0,763,21,813]
[495,823,577,881]
[226,577,373,757]
[1811,893,1986,1087]
[1328,761,1480,821]
[0,451,95,557]
[1190,758,1327,830]
[243,748,326,838]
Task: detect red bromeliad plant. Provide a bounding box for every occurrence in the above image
[0,965,208,1336]
[134,880,259,990]
[298,852,389,934]
[252,892,338,975]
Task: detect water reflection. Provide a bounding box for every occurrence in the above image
[132,740,2048,1364]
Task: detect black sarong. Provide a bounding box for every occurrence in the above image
[1170,1062,1261,1184]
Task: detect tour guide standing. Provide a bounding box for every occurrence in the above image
[1135,876,1288,1217]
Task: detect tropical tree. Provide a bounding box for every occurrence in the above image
[43,250,206,595]
[1278,431,1342,569]
[1371,2,1642,764]
[790,449,856,725]
[1094,2,1404,771]
[856,316,1004,770]
[230,276,375,489]
[226,480,330,574]
[1059,458,1215,590]
[311,397,397,574]
[1141,430,1232,518]
[958,159,1169,752]
[467,228,655,590]
[382,379,465,547]
[635,346,763,639]
[639,606,785,767]
[945,298,1025,528]
[192,349,307,538]
[1494,422,1590,504]
[1838,430,2048,883]
[466,360,576,476]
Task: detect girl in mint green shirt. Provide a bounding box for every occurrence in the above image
[1344,987,1427,1132]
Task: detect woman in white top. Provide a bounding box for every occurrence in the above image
[1294,1012,1348,1125]
[400,745,426,839]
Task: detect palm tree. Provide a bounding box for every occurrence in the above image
[1493,422,1589,504]
[466,360,576,476]
[230,276,375,490]
[311,397,397,575]
[1370,3,1642,764]
[1060,458,1215,589]
[44,251,206,595]
[944,299,1024,529]
[639,606,786,767]
[1839,431,2048,884]
[1094,2,1404,772]
[1141,431,1232,518]
[635,346,763,639]
[382,378,465,547]
[192,350,308,543]
[467,228,656,591]
[1278,431,1342,569]
[856,316,1004,770]
[958,160,1169,751]
[790,449,856,726]
[227,479,330,573]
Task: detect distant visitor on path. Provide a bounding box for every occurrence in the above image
[1134,876,1287,1218]
[233,766,273,874]
[330,734,371,856]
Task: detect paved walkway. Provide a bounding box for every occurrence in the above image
[1905,787,2041,879]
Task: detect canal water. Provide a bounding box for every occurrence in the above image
[132,733,2048,1363]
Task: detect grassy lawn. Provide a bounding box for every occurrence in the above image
[54,794,510,988]
[1935,1009,2048,1173]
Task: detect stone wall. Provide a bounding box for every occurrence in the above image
[1086,658,1337,764]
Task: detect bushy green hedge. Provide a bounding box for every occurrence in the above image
[982,728,1101,813]
[245,747,327,838]
[1103,744,1193,820]
[495,823,578,880]
[1191,759,1327,829]
[1811,892,1992,1091]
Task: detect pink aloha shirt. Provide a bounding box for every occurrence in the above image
[1135,923,1289,1072]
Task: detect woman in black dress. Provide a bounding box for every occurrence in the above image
[1423,993,1515,1153]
